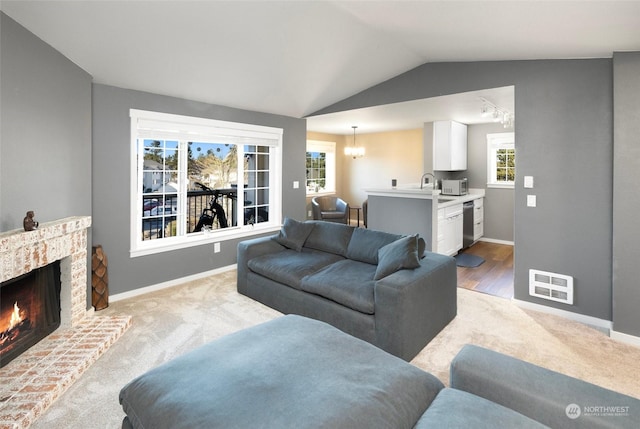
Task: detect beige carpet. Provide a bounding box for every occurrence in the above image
[30,270,640,428]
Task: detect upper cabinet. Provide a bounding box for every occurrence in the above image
[433,120,467,171]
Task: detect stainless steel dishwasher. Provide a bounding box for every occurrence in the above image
[463,201,474,249]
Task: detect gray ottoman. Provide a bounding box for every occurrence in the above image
[119,315,444,429]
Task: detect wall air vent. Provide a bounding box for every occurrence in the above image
[529,269,574,305]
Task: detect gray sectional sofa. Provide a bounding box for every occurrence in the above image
[119,316,640,429]
[236,218,457,361]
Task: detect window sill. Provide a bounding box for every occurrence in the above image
[130,224,281,258]
[306,190,336,197]
[487,183,515,189]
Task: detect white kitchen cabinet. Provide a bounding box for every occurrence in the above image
[433,120,467,171]
[473,198,484,241]
[437,203,464,256]
[454,208,463,251]
[437,208,445,255]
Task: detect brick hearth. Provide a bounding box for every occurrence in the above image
[0,217,131,428]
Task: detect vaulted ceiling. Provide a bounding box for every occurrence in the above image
[2,1,639,132]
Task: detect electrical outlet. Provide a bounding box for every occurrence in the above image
[308,210,312,217]
[214,242,221,253]
[527,195,537,207]
[293,181,299,189]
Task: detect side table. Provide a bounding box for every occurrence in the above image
[349,206,362,227]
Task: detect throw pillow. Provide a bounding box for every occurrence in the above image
[346,228,402,265]
[274,217,315,252]
[374,235,421,280]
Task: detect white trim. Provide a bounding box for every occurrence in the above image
[109,264,237,302]
[130,225,280,258]
[486,183,515,189]
[306,140,336,194]
[610,330,640,348]
[479,237,514,246]
[131,109,284,139]
[487,132,515,187]
[512,298,613,331]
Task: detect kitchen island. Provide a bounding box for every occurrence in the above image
[365,185,485,255]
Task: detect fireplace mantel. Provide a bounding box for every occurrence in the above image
[0,216,92,327]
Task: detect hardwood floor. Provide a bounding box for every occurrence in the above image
[456,241,514,299]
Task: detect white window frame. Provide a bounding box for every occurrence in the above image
[487,132,515,189]
[130,109,282,257]
[306,140,336,195]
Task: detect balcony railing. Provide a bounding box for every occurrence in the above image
[141,190,237,240]
[141,187,269,241]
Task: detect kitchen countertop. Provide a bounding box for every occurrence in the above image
[436,189,485,208]
[365,185,485,208]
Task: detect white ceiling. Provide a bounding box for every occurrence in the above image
[2,1,639,134]
[307,86,515,134]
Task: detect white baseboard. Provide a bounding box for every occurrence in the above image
[512,298,613,332]
[610,330,640,348]
[110,264,237,303]
[479,237,514,246]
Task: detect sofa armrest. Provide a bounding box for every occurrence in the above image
[374,252,457,361]
[236,235,284,294]
[450,344,640,429]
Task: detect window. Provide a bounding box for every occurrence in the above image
[306,140,336,194]
[130,109,282,257]
[487,132,515,188]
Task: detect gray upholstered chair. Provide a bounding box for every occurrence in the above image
[311,196,349,224]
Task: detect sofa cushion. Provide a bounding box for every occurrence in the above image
[346,227,402,264]
[248,249,344,290]
[274,217,315,251]
[120,315,444,429]
[414,388,549,429]
[301,259,377,314]
[304,221,355,256]
[374,235,421,280]
[319,210,345,219]
[450,344,640,429]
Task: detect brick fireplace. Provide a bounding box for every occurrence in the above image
[0,216,92,329]
[0,217,131,428]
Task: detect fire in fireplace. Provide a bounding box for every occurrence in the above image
[0,261,62,368]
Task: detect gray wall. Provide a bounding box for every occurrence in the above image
[612,52,640,337]
[315,60,614,322]
[0,12,92,231]
[92,84,307,295]
[0,13,93,307]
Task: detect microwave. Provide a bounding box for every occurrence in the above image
[441,179,468,196]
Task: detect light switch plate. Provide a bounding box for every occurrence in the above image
[293,181,299,189]
[524,176,534,188]
[527,195,537,207]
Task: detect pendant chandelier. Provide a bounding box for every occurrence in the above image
[344,125,365,159]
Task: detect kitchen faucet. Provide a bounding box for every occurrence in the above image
[420,173,436,189]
